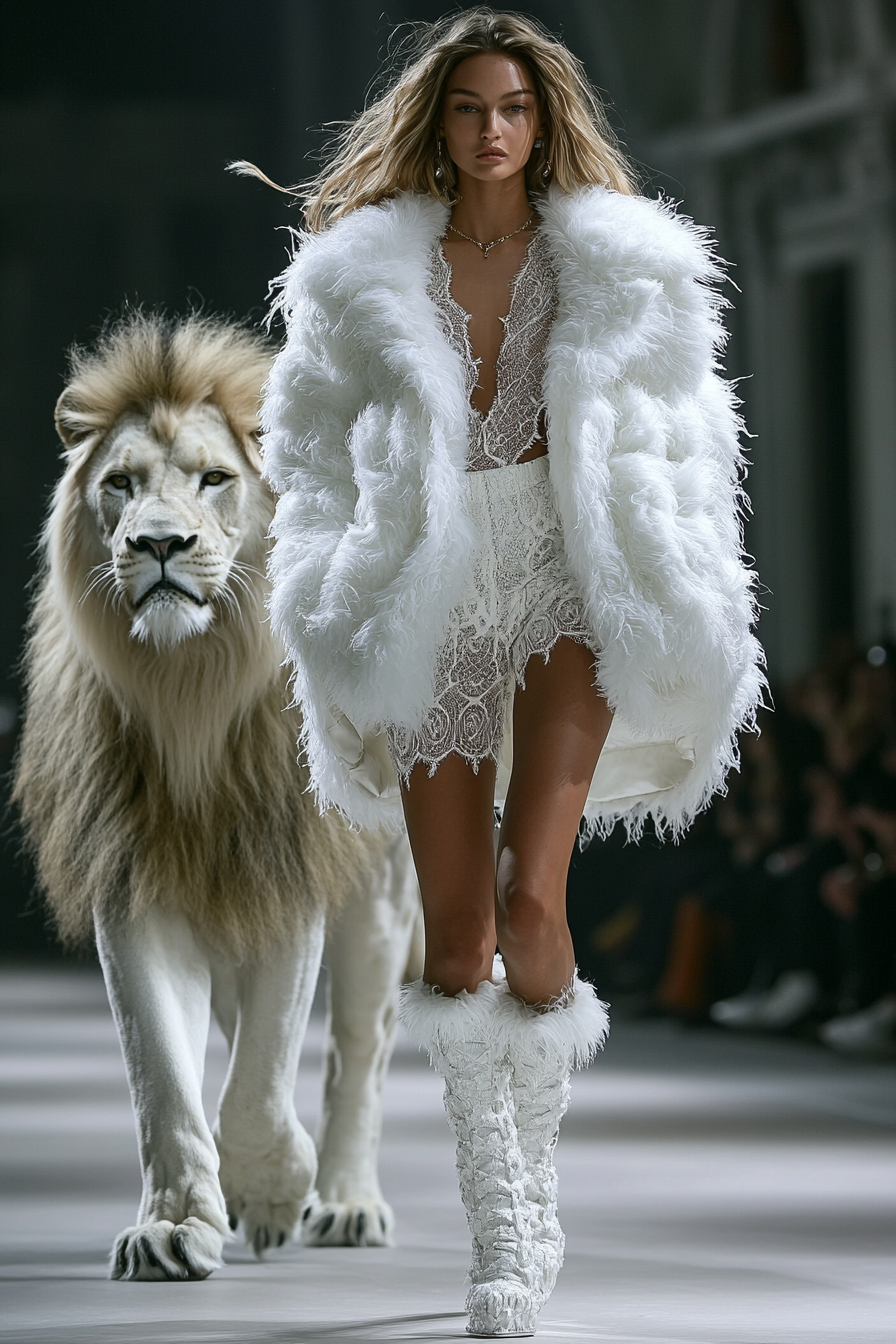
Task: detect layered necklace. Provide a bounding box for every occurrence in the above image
[446,215,534,259]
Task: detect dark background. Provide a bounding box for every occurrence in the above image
[3,1,895,962]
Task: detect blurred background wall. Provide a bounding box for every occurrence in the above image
[3,0,895,956]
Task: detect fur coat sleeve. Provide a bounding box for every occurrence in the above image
[262,196,476,741]
[262,187,765,837]
[536,187,764,836]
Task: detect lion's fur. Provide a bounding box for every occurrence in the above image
[54,312,269,471]
[14,313,374,958]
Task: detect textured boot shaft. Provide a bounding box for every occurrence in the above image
[400,979,538,1335]
[510,1061,570,1306]
[432,1038,532,1279]
[494,972,609,1309]
[398,974,609,1333]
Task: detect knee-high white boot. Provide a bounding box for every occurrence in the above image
[399,978,538,1338]
[494,971,609,1311]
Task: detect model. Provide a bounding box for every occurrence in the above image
[255,7,764,1336]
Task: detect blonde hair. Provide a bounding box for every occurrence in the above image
[233,7,637,231]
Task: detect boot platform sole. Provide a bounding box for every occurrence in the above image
[466,1331,536,1338]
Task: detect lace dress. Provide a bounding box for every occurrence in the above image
[386,231,598,782]
[432,230,557,470]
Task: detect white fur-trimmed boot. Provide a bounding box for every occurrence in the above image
[399,978,538,1338]
[494,970,609,1311]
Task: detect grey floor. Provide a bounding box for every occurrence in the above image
[1,968,895,1344]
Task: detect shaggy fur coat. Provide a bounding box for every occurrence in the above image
[261,186,764,835]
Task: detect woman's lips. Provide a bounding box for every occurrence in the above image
[477,150,506,160]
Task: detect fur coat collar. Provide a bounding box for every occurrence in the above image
[262,186,764,836]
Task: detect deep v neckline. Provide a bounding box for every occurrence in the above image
[439,232,539,422]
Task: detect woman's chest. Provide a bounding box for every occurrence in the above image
[440,237,533,397]
[427,233,558,419]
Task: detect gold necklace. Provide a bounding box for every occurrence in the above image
[446,215,534,259]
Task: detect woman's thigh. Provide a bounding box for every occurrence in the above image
[498,638,613,915]
[399,753,499,994]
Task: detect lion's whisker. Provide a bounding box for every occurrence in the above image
[80,563,117,606]
[222,563,265,609]
[226,572,254,601]
[231,560,265,581]
[216,587,239,618]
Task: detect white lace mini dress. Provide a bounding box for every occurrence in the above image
[386,231,599,782]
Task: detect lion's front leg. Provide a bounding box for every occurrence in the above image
[305,836,421,1247]
[95,905,227,1281]
[213,911,324,1257]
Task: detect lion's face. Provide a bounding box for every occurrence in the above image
[82,403,271,648]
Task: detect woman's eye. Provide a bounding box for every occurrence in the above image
[201,470,231,488]
[104,473,131,493]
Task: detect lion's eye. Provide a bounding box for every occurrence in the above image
[104,473,131,495]
[200,469,232,488]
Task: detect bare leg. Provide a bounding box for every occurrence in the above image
[497,638,613,1004]
[398,639,611,1337]
[398,757,539,1336]
[400,753,499,995]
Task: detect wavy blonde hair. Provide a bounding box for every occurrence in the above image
[234,7,637,231]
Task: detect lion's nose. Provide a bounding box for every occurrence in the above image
[126,534,198,563]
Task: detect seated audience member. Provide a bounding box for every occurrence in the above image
[712,644,896,1044]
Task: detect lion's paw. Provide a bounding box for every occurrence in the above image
[218,1122,316,1258]
[110,1217,224,1281]
[300,1194,395,1247]
[224,1193,302,1258]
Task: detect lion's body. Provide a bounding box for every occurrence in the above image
[13,315,420,1279]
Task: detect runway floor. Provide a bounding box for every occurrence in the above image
[1,966,894,1344]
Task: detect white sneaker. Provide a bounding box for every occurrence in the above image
[819,998,896,1058]
[710,971,820,1030]
[710,989,770,1028]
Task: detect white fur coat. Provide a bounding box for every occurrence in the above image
[261,186,764,836]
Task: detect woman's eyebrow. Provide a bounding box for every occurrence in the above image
[447,86,534,98]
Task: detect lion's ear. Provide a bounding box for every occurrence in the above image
[55,388,93,447]
[55,387,104,462]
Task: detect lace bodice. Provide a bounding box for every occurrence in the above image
[428,230,558,471]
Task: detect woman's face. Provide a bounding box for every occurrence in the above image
[440,52,543,187]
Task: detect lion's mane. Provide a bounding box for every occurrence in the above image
[14,313,369,957]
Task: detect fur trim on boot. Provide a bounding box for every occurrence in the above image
[494,972,609,1310]
[399,978,538,1338]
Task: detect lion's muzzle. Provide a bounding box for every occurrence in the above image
[126,533,208,611]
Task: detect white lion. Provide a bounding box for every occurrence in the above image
[13,313,421,1280]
